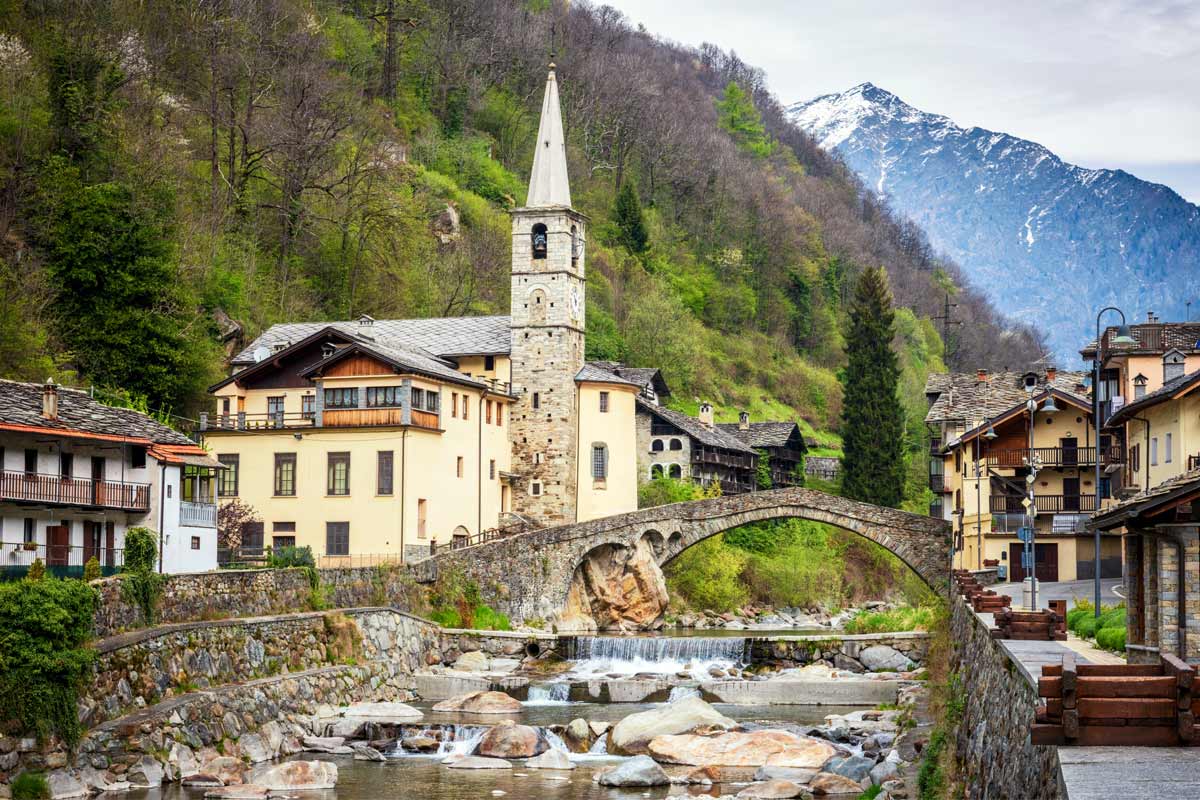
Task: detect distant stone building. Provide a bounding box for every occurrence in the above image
[635,400,758,494]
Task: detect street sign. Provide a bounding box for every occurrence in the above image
[1017,527,1034,544]
[1021,551,1033,569]
[1021,497,1032,509]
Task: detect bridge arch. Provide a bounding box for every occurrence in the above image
[414,487,951,629]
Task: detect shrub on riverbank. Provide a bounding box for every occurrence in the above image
[427,564,510,630]
[845,604,938,634]
[0,576,97,746]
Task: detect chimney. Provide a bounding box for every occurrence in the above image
[738,410,750,431]
[1147,311,1157,323]
[976,368,988,383]
[42,379,59,420]
[357,314,375,339]
[1046,366,1057,383]
[698,402,714,427]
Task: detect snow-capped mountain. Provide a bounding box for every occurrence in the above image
[789,83,1200,362]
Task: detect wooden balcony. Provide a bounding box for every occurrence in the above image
[180,500,217,528]
[989,494,1098,514]
[200,408,439,431]
[0,470,150,512]
[986,446,1123,469]
[691,447,754,470]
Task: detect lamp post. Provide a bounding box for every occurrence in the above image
[1092,307,1135,617]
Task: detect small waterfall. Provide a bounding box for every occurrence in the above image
[541,729,570,753]
[568,636,747,680]
[525,682,571,705]
[587,735,608,755]
[387,724,489,758]
[667,686,700,703]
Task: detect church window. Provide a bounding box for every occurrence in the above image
[571,224,580,267]
[531,223,548,259]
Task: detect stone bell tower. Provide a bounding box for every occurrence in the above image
[510,63,587,526]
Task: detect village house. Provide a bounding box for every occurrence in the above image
[0,379,220,576]
[634,400,759,494]
[200,66,642,562]
[1089,362,1200,665]
[717,413,807,488]
[925,368,1123,582]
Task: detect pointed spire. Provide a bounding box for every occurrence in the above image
[526,63,572,208]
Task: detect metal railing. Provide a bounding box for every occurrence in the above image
[180,500,218,528]
[1189,454,1200,472]
[989,494,1099,514]
[930,474,946,492]
[200,412,316,431]
[1,541,124,580]
[985,446,1124,469]
[429,527,513,555]
[0,469,150,512]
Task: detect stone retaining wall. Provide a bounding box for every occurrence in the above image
[950,597,1061,799]
[91,565,425,638]
[85,609,440,729]
[750,631,930,670]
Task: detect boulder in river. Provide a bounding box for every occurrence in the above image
[560,536,669,631]
[858,645,914,672]
[595,755,670,787]
[526,749,575,770]
[736,779,809,798]
[432,690,523,714]
[477,721,546,758]
[248,760,338,791]
[648,729,837,768]
[824,755,875,782]
[454,651,491,671]
[610,696,736,755]
[809,771,865,795]
[338,702,424,720]
[754,765,818,783]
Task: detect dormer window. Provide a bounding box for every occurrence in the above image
[1133,374,1148,400]
[531,223,548,260]
[321,343,336,358]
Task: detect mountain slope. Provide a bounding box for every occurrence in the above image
[788,83,1200,361]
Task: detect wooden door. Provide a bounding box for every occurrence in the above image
[91,456,106,506]
[105,521,115,568]
[1009,542,1060,583]
[47,524,70,566]
[1063,477,1080,512]
[1060,437,1078,467]
[83,521,99,564]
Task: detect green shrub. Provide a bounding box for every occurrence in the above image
[1074,615,1098,639]
[1095,626,1126,653]
[268,545,315,569]
[1097,605,1126,630]
[855,786,883,800]
[11,771,50,800]
[26,558,45,581]
[472,605,511,631]
[121,527,163,623]
[664,535,748,612]
[428,607,462,628]
[916,727,948,800]
[0,577,98,746]
[82,556,102,582]
[123,527,157,572]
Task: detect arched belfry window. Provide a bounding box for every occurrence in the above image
[531,223,548,260]
[570,224,581,267]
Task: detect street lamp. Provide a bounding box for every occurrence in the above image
[1092,307,1135,617]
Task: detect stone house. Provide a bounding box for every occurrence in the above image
[635,399,758,494]
[717,413,807,488]
[1090,469,1200,665]
[0,379,221,577]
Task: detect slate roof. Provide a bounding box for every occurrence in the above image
[586,361,671,397]
[1089,468,1200,531]
[301,337,491,390]
[635,398,756,453]
[1080,323,1200,358]
[716,421,803,449]
[575,363,640,387]
[1104,368,1200,428]
[0,379,195,446]
[924,370,1092,426]
[232,316,512,365]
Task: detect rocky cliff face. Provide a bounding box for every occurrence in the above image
[560,537,669,632]
[789,83,1200,361]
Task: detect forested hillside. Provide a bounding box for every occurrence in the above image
[0,0,1040,447]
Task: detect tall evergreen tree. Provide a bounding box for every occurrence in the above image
[612,181,649,253]
[839,266,905,507]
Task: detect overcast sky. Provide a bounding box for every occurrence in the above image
[604,0,1200,203]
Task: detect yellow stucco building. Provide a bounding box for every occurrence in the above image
[200,66,640,563]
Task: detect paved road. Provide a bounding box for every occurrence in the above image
[991,578,1122,611]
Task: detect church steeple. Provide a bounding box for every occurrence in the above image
[526,64,571,208]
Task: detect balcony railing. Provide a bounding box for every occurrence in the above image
[929,438,943,455]
[0,470,150,512]
[985,446,1123,469]
[930,474,947,492]
[180,500,217,528]
[1,542,124,581]
[200,408,439,432]
[691,447,755,469]
[1188,454,1200,472]
[989,494,1099,514]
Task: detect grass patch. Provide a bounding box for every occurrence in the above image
[12,771,50,800]
[855,785,884,800]
[429,604,511,631]
[844,604,937,634]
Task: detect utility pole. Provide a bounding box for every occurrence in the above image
[933,293,962,365]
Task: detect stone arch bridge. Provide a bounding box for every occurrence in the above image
[410,488,951,630]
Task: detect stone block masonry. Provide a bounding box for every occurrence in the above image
[91,564,425,638]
